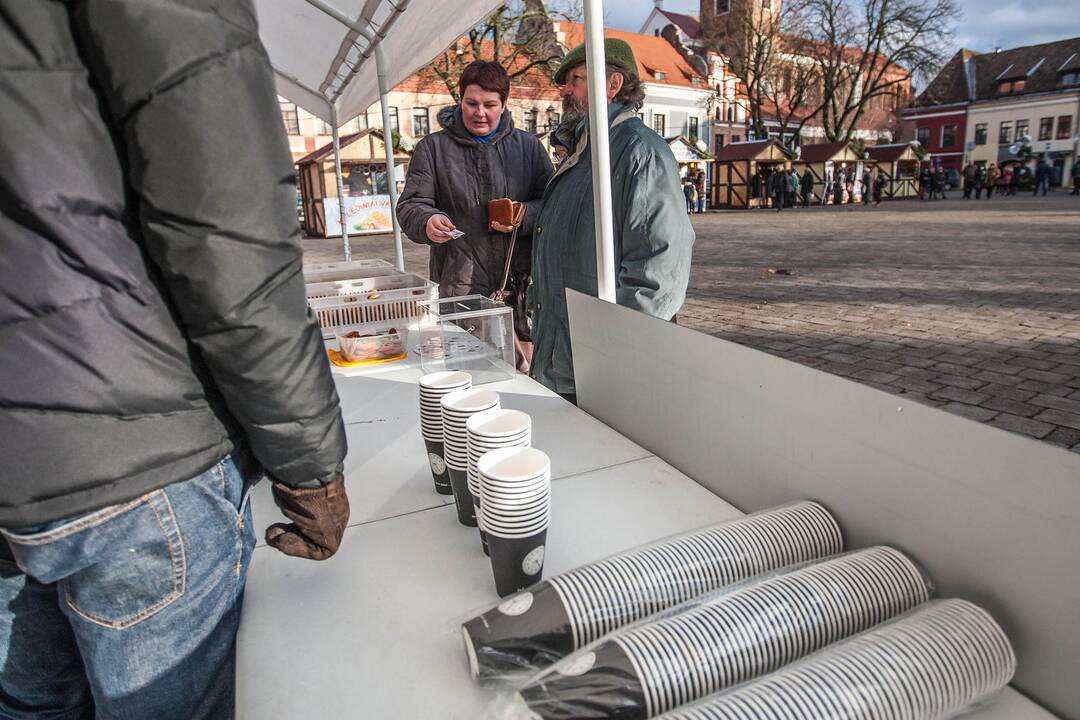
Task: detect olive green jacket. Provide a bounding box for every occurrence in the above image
[530,103,695,394]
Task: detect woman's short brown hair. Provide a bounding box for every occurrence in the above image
[459,61,510,104]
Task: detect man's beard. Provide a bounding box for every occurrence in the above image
[561,96,586,127]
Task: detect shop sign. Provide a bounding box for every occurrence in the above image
[669,139,706,164]
[324,195,394,236]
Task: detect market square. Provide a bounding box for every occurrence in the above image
[3,0,1080,719]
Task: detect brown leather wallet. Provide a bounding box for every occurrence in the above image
[487,198,526,228]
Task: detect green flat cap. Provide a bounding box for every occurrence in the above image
[554,38,638,85]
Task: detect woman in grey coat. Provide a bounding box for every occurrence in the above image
[397,61,554,298]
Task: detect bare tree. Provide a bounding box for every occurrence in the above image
[703,0,955,145]
[807,0,958,141]
[701,0,819,146]
[419,0,581,103]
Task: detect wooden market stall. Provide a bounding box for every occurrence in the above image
[866,143,922,199]
[795,140,866,203]
[710,139,793,209]
[297,129,411,237]
[668,135,712,207]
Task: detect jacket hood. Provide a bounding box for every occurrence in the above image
[437,105,516,146]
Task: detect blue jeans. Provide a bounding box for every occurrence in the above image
[0,455,257,720]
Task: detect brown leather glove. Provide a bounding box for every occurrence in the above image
[265,474,350,560]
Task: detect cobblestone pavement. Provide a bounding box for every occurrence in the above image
[304,192,1080,452]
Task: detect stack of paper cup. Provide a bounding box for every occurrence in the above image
[418,372,472,495]
[478,447,551,597]
[441,388,500,526]
[467,409,532,555]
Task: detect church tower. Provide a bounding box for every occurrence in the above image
[700,0,782,70]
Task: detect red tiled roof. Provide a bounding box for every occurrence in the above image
[558,22,708,89]
[658,10,701,39]
[915,37,1080,106]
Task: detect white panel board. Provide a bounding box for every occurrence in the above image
[567,289,1080,719]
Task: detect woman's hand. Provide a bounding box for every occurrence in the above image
[426,214,457,244]
[489,222,516,233]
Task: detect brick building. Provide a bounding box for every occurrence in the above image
[901,37,1080,181]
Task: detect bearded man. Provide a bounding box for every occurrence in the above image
[528,39,695,402]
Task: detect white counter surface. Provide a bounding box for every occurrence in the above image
[237,369,1057,719]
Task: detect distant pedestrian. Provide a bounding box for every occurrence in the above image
[933,166,947,200]
[683,178,696,214]
[1034,158,1051,196]
[873,170,886,205]
[768,167,786,211]
[986,163,1000,199]
[1001,164,1014,196]
[801,168,814,206]
[918,165,931,200]
[974,164,986,199]
[862,167,872,205]
[962,163,975,199]
[835,164,847,205]
[695,173,707,213]
[754,168,767,208]
[1009,164,1021,195]
[786,167,798,208]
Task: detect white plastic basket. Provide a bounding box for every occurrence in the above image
[306,287,436,341]
[302,258,399,284]
[305,272,434,302]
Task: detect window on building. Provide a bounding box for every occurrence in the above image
[915,126,930,147]
[1016,119,1030,141]
[280,101,300,135]
[655,71,667,81]
[998,79,1025,93]
[716,135,725,149]
[941,124,956,148]
[1061,71,1080,86]
[973,123,987,145]
[413,108,430,137]
[998,122,1012,145]
[732,135,741,143]
[653,114,666,136]
[715,0,731,14]
[524,109,537,134]
[315,118,332,135]
[387,107,400,133]
[1038,117,1053,141]
[689,116,699,143]
[1058,115,1073,140]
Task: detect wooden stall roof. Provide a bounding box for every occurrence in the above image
[714,139,792,162]
[296,129,410,166]
[867,143,920,163]
[797,141,862,164]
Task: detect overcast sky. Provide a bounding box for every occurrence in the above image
[606,0,1080,54]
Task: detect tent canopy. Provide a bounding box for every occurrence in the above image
[258,0,503,123]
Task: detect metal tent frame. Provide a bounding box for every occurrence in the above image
[261,0,616,302]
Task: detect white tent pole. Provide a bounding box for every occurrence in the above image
[375,45,406,273]
[583,0,616,303]
[301,0,403,270]
[330,105,353,262]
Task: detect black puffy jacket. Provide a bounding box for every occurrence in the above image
[0,0,346,527]
[396,106,553,297]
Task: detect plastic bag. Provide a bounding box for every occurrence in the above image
[462,501,843,685]
[507,546,932,719]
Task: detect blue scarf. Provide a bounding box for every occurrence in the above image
[473,118,502,145]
